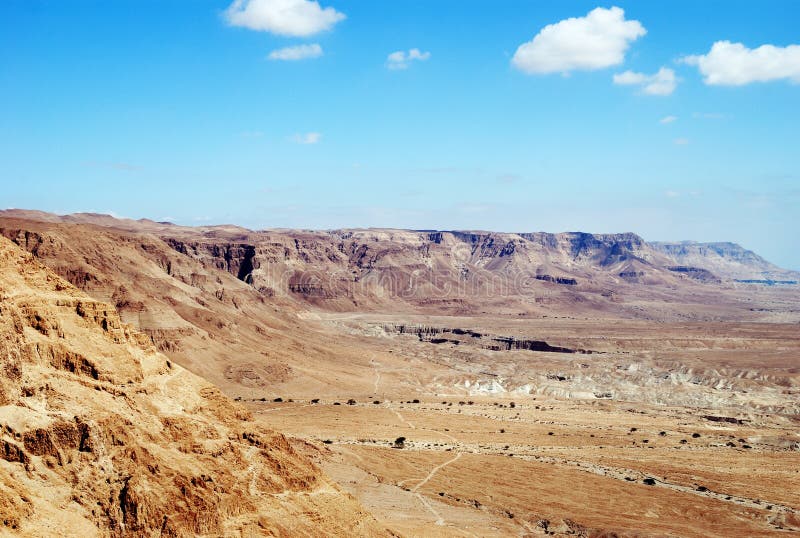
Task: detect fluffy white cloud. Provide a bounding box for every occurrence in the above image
[659,115,677,124]
[386,48,431,70]
[511,7,645,74]
[225,0,345,37]
[291,132,321,144]
[268,43,323,61]
[613,67,677,95]
[682,41,800,86]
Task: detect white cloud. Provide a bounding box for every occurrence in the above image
[291,132,321,144]
[682,41,800,86]
[511,7,645,75]
[659,115,677,124]
[224,0,345,37]
[612,71,646,85]
[386,48,431,70]
[674,138,689,145]
[268,43,323,61]
[613,67,677,95]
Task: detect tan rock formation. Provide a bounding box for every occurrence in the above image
[0,237,391,537]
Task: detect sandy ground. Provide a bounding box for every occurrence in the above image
[249,312,800,537]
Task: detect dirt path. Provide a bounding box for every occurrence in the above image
[412,452,462,493]
[391,408,416,429]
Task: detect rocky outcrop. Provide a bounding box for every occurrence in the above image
[382,324,588,354]
[652,241,800,281]
[667,266,721,283]
[0,237,390,537]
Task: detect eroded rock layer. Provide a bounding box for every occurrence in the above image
[0,237,389,537]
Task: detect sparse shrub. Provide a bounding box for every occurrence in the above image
[696,486,707,492]
[333,402,341,406]
[692,433,701,438]
[311,398,320,404]
[347,399,356,405]
[643,478,656,486]
[509,402,515,408]
[322,439,333,445]
[680,439,688,444]
[547,432,554,436]
[499,429,505,433]
[394,436,406,448]
[373,400,380,405]
[630,427,637,432]
[412,399,420,404]
[273,397,283,403]
[659,431,667,436]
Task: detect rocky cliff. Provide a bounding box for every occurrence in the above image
[0,237,389,536]
[651,241,799,281]
[2,210,798,323]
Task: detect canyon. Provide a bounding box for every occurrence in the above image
[0,209,798,537]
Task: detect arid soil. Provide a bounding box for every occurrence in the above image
[1,210,799,537]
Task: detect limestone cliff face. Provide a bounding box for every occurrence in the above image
[651,241,800,281]
[2,210,798,323]
[154,228,700,315]
[0,237,389,537]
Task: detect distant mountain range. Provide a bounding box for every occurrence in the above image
[0,209,797,322]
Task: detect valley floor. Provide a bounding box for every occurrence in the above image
[252,396,800,537]
[247,314,800,537]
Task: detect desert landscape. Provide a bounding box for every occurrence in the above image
[3,1,799,536]
[0,210,798,536]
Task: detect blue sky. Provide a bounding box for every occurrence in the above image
[1,1,799,268]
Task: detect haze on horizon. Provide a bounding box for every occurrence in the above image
[1,1,798,268]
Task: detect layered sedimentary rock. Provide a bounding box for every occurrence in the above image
[0,237,389,537]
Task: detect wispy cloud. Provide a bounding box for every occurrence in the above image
[268,43,323,61]
[613,67,677,95]
[386,48,430,70]
[659,115,677,124]
[673,138,689,145]
[664,190,701,198]
[290,132,322,144]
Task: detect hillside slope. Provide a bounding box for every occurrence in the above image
[651,241,800,281]
[0,237,390,537]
